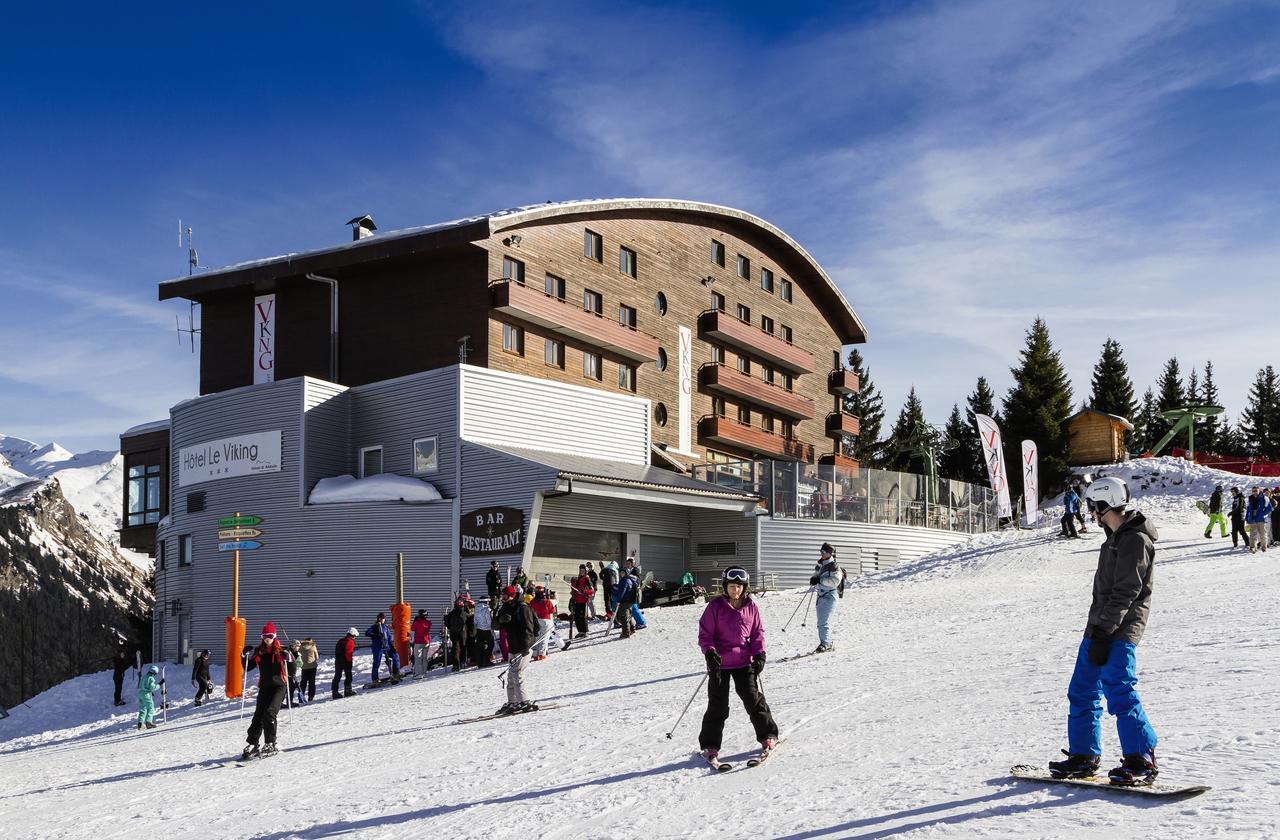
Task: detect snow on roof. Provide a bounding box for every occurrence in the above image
[121,419,171,437]
[1065,407,1135,430]
[308,473,443,505]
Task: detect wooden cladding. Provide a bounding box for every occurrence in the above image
[697,309,814,374]
[818,452,860,473]
[825,412,861,439]
[491,280,660,364]
[698,363,815,420]
[699,415,815,462]
[828,368,860,396]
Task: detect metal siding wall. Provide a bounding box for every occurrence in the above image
[539,494,691,541]
[302,379,351,503]
[460,365,650,464]
[352,367,460,499]
[688,509,759,589]
[758,518,971,589]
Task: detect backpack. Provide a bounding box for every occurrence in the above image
[837,567,848,599]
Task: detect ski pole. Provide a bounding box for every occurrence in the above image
[239,652,248,721]
[781,587,814,633]
[161,666,168,724]
[800,589,814,628]
[665,673,708,739]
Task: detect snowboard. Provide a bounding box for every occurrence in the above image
[1009,765,1210,797]
[1196,500,1209,515]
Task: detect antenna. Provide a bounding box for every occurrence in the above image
[458,335,471,365]
[175,219,202,352]
[179,220,199,275]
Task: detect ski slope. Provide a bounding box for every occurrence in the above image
[2,458,1277,839]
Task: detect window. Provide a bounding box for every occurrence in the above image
[582,289,602,315]
[736,354,751,375]
[736,303,750,323]
[413,437,438,474]
[712,396,726,417]
[618,363,636,392]
[780,324,793,343]
[697,541,739,557]
[655,292,667,315]
[656,347,668,371]
[584,228,602,262]
[157,539,166,571]
[706,450,733,464]
[655,403,668,426]
[762,414,775,433]
[126,462,162,526]
[761,315,775,335]
[619,246,637,278]
[782,372,795,392]
[711,239,725,267]
[781,419,795,439]
[760,268,774,294]
[711,291,725,312]
[618,304,637,329]
[545,274,565,300]
[710,345,724,364]
[360,446,383,478]
[502,322,525,355]
[737,405,751,425]
[780,279,793,303]
[762,366,775,385]
[737,254,750,279]
[833,350,842,370]
[179,534,193,567]
[583,351,602,381]
[502,256,525,284]
[545,338,565,369]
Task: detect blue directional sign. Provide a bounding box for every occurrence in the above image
[219,540,263,552]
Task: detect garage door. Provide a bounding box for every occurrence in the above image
[531,525,623,593]
[638,534,686,584]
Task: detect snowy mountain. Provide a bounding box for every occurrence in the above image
[1,457,1275,838]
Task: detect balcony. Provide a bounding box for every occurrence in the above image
[818,452,860,474]
[826,412,861,439]
[490,280,660,363]
[828,368,859,396]
[697,310,814,374]
[699,416,815,462]
[698,363,815,420]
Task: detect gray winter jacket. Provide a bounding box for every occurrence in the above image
[1085,510,1156,645]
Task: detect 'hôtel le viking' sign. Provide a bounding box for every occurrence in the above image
[460,507,525,557]
[179,430,282,487]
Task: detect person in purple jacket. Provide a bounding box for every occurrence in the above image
[697,566,779,763]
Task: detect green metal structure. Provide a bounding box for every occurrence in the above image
[1146,405,1225,459]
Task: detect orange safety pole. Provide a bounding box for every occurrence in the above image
[225,512,245,698]
[391,552,411,665]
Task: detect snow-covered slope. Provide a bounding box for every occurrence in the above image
[2,460,1277,839]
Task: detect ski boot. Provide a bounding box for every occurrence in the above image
[1109,750,1157,786]
[261,743,280,758]
[813,644,834,654]
[145,721,157,729]
[1048,750,1101,779]
[496,702,516,716]
[136,722,143,730]
[241,743,260,761]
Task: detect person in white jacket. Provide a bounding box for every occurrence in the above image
[809,542,843,653]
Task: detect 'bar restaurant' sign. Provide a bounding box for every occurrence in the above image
[460,506,525,557]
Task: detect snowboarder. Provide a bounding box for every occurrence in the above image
[1245,487,1272,553]
[331,627,356,699]
[1204,485,1227,539]
[298,638,318,702]
[243,622,288,759]
[697,566,778,765]
[1229,486,1249,549]
[411,610,433,678]
[137,664,162,729]
[191,649,213,706]
[809,542,843,653]
[366,613,399,683]
[112,642,134,707]
[494,584,538,714]
[1060,486,1080,538]
[486,560,503,600]
[570,564,593,637]
[1048,476,1159,786]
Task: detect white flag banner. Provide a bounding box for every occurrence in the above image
[974,413,1013,519]
[1021,440,1039,526]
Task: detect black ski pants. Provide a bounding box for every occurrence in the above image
[699,667,778,751]
[194,677,213,704]
[247,683,285,746]
[571,602,588,636]
[300,667,317,701]
[331,660,353,697]
[112,667,127,704]
[1060,512,1078,538]
[1231,515,1248,548]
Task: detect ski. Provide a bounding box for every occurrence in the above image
[453,702,561,725]
[1009,765,1210,797]
[746,738,784,768]
[701,753,733,773]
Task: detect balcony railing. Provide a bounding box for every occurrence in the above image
[698,363,815,420]
[490,280,660,363]
[697,310,815,374]
[698,415,815,462]
[818,452,860,473]
[828,368,859,396]
[826,412,861,439]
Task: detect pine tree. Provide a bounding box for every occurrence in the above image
[1000,318,1074,494]
[882,387,933,474]
[962,377,997,484]
[938,404,973,482]
[1239,365,1280,459]
[1088,338,1137,421]
[842,348,886,466]
[1186,367,1201,406]
[1199,361,1223,453]
[1153,357,1185,443]
[1217,418,1245,455]
[1132,388,1160,452]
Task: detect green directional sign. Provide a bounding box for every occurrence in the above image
[218,515,262,528]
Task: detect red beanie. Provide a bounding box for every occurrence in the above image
[261,621,277,636]
[503,585,517,598]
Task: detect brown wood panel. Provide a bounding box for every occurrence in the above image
[828,368,860,395]
[698,416,815,462]
[826,412,861,438]
[698,363,815,419]
[491,280,660,362]
[697,309,815,373]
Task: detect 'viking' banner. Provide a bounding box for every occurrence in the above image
[974,413,1013,519]
[1021,440,1039,526]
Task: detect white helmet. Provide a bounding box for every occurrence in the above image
[347,627,358,637]
[1084,476,1129,514]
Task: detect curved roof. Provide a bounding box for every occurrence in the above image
[158,197,866,343]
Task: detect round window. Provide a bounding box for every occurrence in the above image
[655,292,667,315]
[655,403,668,427]
[656,348,668,371]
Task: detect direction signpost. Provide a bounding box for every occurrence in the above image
[222,512,264,700]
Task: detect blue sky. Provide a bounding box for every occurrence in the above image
[1,1,1277,453]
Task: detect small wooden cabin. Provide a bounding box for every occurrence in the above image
[1066,408,1133,466]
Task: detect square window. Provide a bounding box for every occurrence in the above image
[619,246,637,278]
[618,304,637,329]
[583,352,602,380]
[736,303,750,323]
[711,291,725,312]
[545,338,565,369]
[413,437,438,474]
[545,274,566,300]
[760,268,774,293]
[780,279,793,303]
[502,256,525,284]
[761,315,775,335]
[360,446,383,478]
[584,229,602,262]
[711,239,725,267]
[780,324,793,343]
[618,364,636,392]
[737,254,750,279]
[502,323,525,355]
[583,289,603,315]
[179,534,193,567]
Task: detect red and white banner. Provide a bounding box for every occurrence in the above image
[974,413,1013,519]
[1021,440,1039,525]
[254,294,276,384]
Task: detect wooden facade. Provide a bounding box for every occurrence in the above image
[1066,409,1133,466]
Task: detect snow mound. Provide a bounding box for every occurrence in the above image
[309,473,443,504]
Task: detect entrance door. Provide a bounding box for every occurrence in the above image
[532,526,624,591]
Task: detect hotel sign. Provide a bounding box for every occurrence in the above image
[179,430,282,487]
[254,294,276,384]
[460,506,525,557]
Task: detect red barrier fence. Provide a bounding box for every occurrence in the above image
[1167,448,1280,478]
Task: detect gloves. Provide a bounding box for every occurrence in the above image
[704,649,721,676]
[809,576,819,585]
[751,653,766,675]
[1087,631,1111,666]
[160,679,166,686]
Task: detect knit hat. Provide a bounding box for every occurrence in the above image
[377,612,385,619]
[417,609,426,618]
[261,621,277,636]
[820,543,834,555]
[503,585,518,598]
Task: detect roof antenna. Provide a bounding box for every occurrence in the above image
[175,220,202,353]
[458,335,471,365]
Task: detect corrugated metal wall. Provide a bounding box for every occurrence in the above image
[460,365,650,465]
[758,518,972,589]
[352,367,460,498]
[459,442,558,593]
[689,509,760,589]
[302,379,351,504]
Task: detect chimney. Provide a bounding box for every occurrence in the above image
[345,215,377,241]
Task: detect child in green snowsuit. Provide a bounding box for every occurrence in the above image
[137,664,162,729]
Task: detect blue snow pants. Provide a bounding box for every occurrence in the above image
[1067,635,1157,756]
[137,692,155,725]
[372,646,385,681]
[631,602,647,629]
[815,590,837,647]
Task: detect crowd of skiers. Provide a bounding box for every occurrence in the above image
[1204,484,1277,552]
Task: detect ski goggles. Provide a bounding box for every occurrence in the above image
[261,633,276,641]
[722,567,749,583]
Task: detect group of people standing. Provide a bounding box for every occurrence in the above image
[1208,484,1277,552]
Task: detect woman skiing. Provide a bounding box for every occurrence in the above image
[698,566,778,766]
[137,664,162,729]
[242,621,288,759]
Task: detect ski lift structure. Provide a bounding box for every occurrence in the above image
[1142,405,1225,460]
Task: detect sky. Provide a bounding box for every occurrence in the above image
[1,1,1277,453]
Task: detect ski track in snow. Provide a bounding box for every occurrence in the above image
[2,457,1279,838]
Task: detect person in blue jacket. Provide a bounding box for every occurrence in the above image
[612,570,638,638]
[366,613,400,683]
[137,664,162,730]
[1245,487,1273,553]
[1060,486,1081,538]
